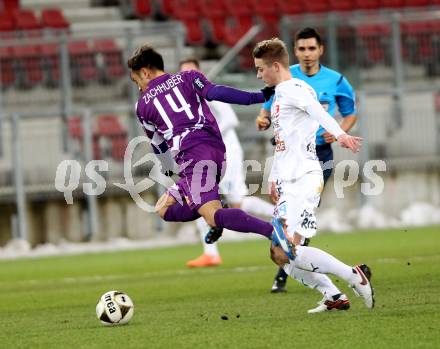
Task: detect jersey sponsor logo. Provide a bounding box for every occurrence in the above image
[306,142,317,156]
[274,132,286,152]
[193,77,205,91]
[275,200,287,218]
[300,209,316,230]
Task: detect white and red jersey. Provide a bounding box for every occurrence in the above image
[269,78,345,182]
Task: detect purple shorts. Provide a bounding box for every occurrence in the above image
[168,141,226,210]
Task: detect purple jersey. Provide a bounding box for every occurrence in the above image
[136,70,224,155]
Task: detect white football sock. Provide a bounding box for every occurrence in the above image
[284,264,341,299]
[241,196,274,217]
[293,246,357,284]
[196,218,219,256]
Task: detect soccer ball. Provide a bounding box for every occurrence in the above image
[96,290,134,325]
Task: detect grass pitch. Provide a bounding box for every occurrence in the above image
[1,226,439,349]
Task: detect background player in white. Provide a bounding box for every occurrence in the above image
[253,38,374,312]
[180,58,274,268]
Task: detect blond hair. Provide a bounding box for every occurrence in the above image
[252,38,289,67]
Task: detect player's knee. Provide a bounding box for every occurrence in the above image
[203,213,217,228]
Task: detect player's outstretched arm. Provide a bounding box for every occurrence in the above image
[305,99,362,153]
[192,71,273,105]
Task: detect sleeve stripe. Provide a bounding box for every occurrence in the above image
[336,74,344,86]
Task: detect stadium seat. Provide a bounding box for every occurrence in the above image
[40,43,60,87]
[13,9,41,33]
[303,0,330,13]
[223,0,254,47]
[199,0,227,43]
[249,0,279,26]
[224,16,254,47]
[380,0,404,8]
[94,39,125,82]
[159,0,177,17]
[275,0,304,15]
[68,41,98,85]
[401,21,434,64]
[353,0,381,10]
[97,115,128,161]
[169,1,205,45]
[357,24,391,65]
[329,0,355,11]
[41,8,70,30]
[68,116,102,160]
[2,0,19,12]
[224,0,252,17]
[68,116,83,139]
[12,44,44,88]
[404,0,430,6]
[0,11,15,31]
[132,0,152,17]
[0,46,15,88]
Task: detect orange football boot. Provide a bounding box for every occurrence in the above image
[186,254,222,268]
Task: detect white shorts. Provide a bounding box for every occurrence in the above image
[274,171,323,239]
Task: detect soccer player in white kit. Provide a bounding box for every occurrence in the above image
[253,38,375,313]
[180,59,274,268]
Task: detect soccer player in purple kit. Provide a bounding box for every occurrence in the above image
[127,44,275,241]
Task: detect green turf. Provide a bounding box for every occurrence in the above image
[1,226,439,349]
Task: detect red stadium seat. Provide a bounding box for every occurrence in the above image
[68,116,83,139]
[199,0,227,42]
[132,0,152,18]
[97,115,124,136]
[0,11,15,32]
[160,0,177,17]
[184,19,205,45]
[357,24,391,65]
[353,0,381,10]
[2,0,20,12]
[0,46,15,88]
[68,41,98,85]
[249,0,279,26]
[97,115,128,161]
[41,8,70,29]
[329,0,355,11]
[380,0,404,8]
[224,16,254,47]
[401,21,434,64]
[404,0,430,6]
[275,0,304,15]
[12,44,44,88]
[304,0,330,13]
[224,0,252,17]
[40,43,60,87]
[68,116,101,159]
[94,39,125,82]
[13,9,41,30]
[170,1,205,45]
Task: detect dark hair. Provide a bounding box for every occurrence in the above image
[127,44,164,71]
[252,38,289,67]
[179,57,200,69]
[295,27,322,46]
